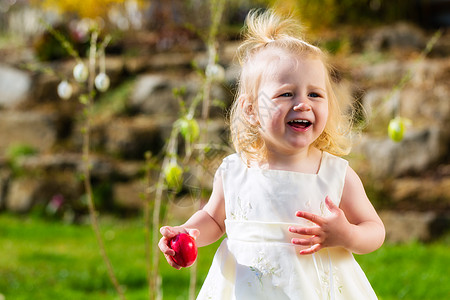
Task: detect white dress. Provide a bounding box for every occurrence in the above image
[197,152,378,300]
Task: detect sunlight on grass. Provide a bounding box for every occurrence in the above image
[0,214,448,299]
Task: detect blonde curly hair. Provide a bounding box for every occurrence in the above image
[229,9,353,164]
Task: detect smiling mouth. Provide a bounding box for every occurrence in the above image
[287,119,312,130]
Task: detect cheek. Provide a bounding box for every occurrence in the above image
[316,106,329,130]
[257,102,283,130]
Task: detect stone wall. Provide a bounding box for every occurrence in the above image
[0,23,449,243]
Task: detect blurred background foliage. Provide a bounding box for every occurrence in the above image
[33,0,146,19]
[17,0,441,61]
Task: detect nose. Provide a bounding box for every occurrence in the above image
[293,102,311,111]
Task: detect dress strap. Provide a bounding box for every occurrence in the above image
[318,152,349,206]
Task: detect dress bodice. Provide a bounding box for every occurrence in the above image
[220,152,348,224]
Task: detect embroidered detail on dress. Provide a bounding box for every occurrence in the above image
[319,199,326,217]
[230,196,252,220]
[249,250,280,286]
[305,199,311,209]
[313,251,343,300]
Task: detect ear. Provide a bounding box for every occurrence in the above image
[239,94,259,126]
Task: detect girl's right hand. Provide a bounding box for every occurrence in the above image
[158,226,199,270]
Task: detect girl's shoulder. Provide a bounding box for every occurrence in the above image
[223,152,241,162]
[217,153,245,174]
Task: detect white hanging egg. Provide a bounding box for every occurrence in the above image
[94,73,110,92]
[205,63,225,82]
[73,62,89,83]
[57,80,73,100]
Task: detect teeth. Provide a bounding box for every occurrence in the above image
[291,119,310,124]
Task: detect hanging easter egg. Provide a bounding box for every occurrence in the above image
[73,62,88,83]
[164,161,183,192]
[388,117,405,142]
[94,73,110,92]
[205,63,225,82]
[57,80,73,100]
[179,117,200,143]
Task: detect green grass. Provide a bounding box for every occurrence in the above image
[0,214,220,300]
[0,214,449,299]
[355,238,450,300]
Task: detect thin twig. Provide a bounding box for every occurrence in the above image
[369,29,442,121]
[83,30,126,300]
[144,152,153,299]
[148,125,179,300]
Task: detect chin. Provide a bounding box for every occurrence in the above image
[286,137,314,149]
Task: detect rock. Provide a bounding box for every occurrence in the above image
[105,116,172,159]
[224,63,240,89]
[86,156,115,181]
[129,72,230,118]
[6,177,41,213]
[104,56,125,85]
[364,22,426,52]
[361,84,450,128]
[113,180,147,210]
[5,170,87,214]
[124,52,195,73]
[380,210,437,243]
[220,41,240,65]
[71,120,108,153]
[0,170,11,211]
[32,73,60,102]
[18,153,80,172]
[112,161,145,181]
[388,176,450,211]
[0,111,58,153]
[361,88,396,120]
[198,118,229,145]
[409,58,450,88]
[130,73,176,114]
[399,87,450,127]
[18,153,114,181]
[354,57,450,92]
[358,126,445,178]
[0,64,32,108]
[124,56,149,74]
[146,52,195,70]
[355,60,407,86]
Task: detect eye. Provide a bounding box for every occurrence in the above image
[308,92,321,98]
[279,92,293,98]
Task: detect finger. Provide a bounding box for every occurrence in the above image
[299,244,322,255]
[164,253,182,270]
[291,236,322,246]
[325,196,339,213]
[158,237,176,256]
[159,237,182,270]
[289,226,321,237]
[160,226,180,239]
[296,211,325,226]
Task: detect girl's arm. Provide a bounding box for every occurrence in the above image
[290,166,385,255]
[337,166,385,254]
[159,170,226,269]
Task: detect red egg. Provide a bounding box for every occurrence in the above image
[169,233,198,268]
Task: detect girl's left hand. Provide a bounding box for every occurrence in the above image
[289,196,353,255]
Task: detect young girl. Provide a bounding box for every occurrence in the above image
[159,9,385,299]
